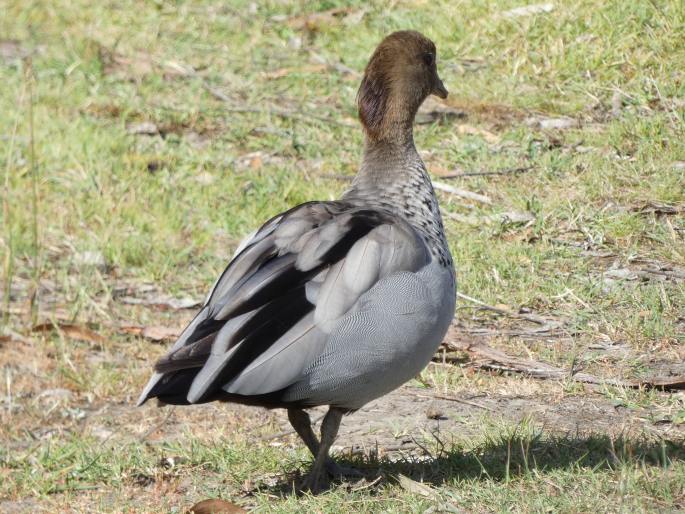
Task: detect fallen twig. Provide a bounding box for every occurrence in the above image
[414,392,493,411]
[444,327,685,392]
[456,292,557,326]
[432,181,493,205]
[440,166,533,179]
[444,210,535,227]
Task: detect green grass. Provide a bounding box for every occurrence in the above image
[1,0,684,511]
[3,418,685,512]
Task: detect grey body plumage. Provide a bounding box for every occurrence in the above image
[138,30,456,491]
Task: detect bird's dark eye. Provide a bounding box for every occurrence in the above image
[423,53,434,67]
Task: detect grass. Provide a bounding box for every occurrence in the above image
[1,0,684,511]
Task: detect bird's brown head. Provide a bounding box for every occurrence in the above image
[357,31,448,142]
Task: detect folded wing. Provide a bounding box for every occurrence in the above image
[137,201,429,407]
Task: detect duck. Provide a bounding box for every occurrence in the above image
[138,30,457,492]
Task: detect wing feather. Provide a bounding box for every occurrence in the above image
[138,201,431,407]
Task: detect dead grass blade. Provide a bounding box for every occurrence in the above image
[444,210,535,227]
[117,295,200,310]
[457,292,557,326]
[440,166,533,179]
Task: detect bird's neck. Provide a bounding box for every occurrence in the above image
[352,133,420,189]
[342,129,452,268]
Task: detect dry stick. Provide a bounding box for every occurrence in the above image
[444,336,685,392]
[414,392,493,412]
[449,294,685,390]
[441,166,533,179]
[456,291,554,326]
[204,84,355,128]
[432,181,493,205]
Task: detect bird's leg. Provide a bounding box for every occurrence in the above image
[301,407,343,492]
[287,408,321,457]
[288,408,361,481]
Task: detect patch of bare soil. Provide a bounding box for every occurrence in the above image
[268,384,685,455]
[80,376,684,465]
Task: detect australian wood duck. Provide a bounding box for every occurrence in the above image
[138,30,457,491]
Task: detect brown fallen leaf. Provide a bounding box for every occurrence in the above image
[186,499,246,514]
[32,322,106,345]
[119,325,181,342]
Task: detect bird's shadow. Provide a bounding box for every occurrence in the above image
[247,429,685,497]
